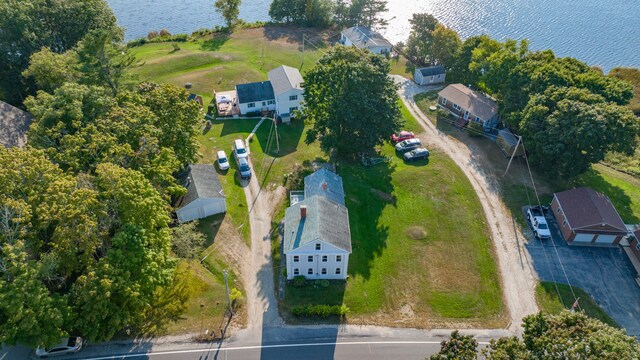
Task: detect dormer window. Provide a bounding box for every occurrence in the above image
[315,243,321,250]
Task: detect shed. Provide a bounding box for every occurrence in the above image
[496,129,524,157]
[413,66,446,85]
[175,164,226,223]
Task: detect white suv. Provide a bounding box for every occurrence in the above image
[233,139,248,161]
[217,150,230,171]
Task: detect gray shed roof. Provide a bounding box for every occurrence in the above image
[235,81,275,104]
[304,168,345,205]
[0,101,33,148]
[418,66,446,76]
[438,84,498,120]
[284,195,352,253]
[341,26,392,49]
[268,65,303,96]
[176,164,225,209]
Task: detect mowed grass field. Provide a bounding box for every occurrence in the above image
[281,101,505,328]
[130,27,326,106]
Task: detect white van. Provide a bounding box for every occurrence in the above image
[217,150,230,171]
[233,139,248,161]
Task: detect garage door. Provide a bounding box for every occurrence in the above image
[594,234,616,244]
[573,233,594,243]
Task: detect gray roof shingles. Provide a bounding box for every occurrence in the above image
[438,84,498,120]
[341,26,392,49]
[268,65,303,96]
[176,164,225,209]
[0,101,33,148]
[235,81,275,104]
[418,65,446,76]
[304,168,345,206]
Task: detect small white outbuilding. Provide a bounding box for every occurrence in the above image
[413,65,446,85]
[175,164,226,223]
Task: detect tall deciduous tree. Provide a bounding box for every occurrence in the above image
[214,0,241,30]
[347,0,389,29]
[405,13,439,66]
[431,24,462,67]
[22,48,80,94]
[303,46,402,156]
[0,0,120,105]
[519,86,639,178]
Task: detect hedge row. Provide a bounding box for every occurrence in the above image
[291,304,349,318]
[127,34,189,47]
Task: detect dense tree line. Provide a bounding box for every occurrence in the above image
[269,0,389,29]
[402,13,640,178]
[0,0,202,348]
[430,311,640,359]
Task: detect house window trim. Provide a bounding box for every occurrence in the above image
[248,102,256,108]
[335,268,341,275]
[289,106,298,113]
[336,255,342,262]
[267,99,275,105]
[293,268,299,275]
[315,243,321,251]
[636,242,640,251]
[307,255,313,262]
[322,255,328,262]
[453,103,462,111]
[475,116,482,123]
[441,97,447,105]
[289,95,298,101]
[321,268,327,275]
[293,255,299,262]
[562,219,567,226]
[307,268,313,275]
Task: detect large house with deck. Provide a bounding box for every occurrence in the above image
[284,168,351,280]
[437,84,499,131]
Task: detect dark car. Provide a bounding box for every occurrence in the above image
[391,131,415,143]
[394,138,422,153]
[403,147,430,162]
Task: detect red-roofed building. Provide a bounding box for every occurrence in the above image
[551,187,627,246]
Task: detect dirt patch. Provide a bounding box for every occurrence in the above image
[423,242,480,292]
[406,226,428,240]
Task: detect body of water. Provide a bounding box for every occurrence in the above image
[108,0,640,72]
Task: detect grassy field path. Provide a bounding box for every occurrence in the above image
[394,76,539,332]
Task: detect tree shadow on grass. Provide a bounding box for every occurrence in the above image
[340,160,395,281]
[253,119,305,158]
[197,214,225,248]
[200,33,230,51]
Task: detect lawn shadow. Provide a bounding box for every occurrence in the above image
[340,160,395,280]
[197,214,225,248]
[200,33,230,51]
[253,118,305,158]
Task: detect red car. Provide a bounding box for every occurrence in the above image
[391,131,415,143]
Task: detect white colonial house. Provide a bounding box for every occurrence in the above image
[268,65,304,122]
[340,26,392,55]
[284,168,351,280]
[235,81,276,115]
[175,164,226,223]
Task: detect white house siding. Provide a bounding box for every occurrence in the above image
[369,45,391,54]
[285,241,349,280]
[238,101,276,116]
[342,34,352,46]
[177,198,227,223]
[275,88,304,120]
[414,70,446,85]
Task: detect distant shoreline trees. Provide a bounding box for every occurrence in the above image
[269,0,389,29]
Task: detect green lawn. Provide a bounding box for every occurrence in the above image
[280,100,505,328]
[535,281,619,328]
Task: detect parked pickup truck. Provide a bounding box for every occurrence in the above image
[526,206,551,239]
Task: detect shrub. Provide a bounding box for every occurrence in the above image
[230,287,243,308]
[171,43,180,52]
[127,38,148,47]
[245,111,261,117]
[291,275,307,287]
[159,29,172,37]
[148,31,160,39]
[467,120,484,137]
[291,304,349,318]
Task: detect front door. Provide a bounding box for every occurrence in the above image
[463,110,470,119]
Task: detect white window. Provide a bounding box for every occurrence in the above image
[315,243,321,250]
[562,220,567,226]
[441,97,447,105]
[430,75,434,80]
[336,255,342,262]
[248,102,255,108]
[267,99,275,105]
[289,95,298,101]
[289,106,298,113]
[636,242,640,251]
[307,255,313,262]
[308,268,313,275]
[262,101,266,106]
[453,103,461,111]
[463,111,470,119]
[294,268,299,275]
[475,116,482,122]
[557,207,562,214]
[321,268,327,275]
[322,255,328,262]
[335,268,341,275]
[293,255,299,262]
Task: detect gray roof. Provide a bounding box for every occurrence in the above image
[176,164,225,209]
[0,101,33,148]
[284,195,352,253]
[268,66,303,96]
[418,66,446,76]
[438,84,498,120]
[554,187,626,232]
[304,168,345,205]
[341,26,392,49]
[235,81,275,104]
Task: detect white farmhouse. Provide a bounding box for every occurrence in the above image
[284,168,352,280]
[175,164,226,223]
[340,26,392,55]
[268,65,304,123]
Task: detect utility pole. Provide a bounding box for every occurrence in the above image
[301,33,305,67]
[223,269,233,316]
[504,135,522,176]
[273,115,280,155]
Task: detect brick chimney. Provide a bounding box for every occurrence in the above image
[322,182,328,191]
[300,205,307,219]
